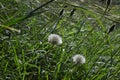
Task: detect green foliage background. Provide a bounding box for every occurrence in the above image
[0,0,120,80]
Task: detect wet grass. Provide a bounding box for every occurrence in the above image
[0,0,120,80]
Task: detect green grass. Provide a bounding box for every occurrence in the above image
[0,0,120,80]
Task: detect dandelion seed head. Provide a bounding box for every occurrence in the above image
[72,54,86,64]
[18,30,21,33]
[80,0,85,2]
[48,34,62,45]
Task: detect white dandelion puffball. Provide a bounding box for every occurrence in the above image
[48,34,62,45]
[72,54,86,64]
[80,0,85,2]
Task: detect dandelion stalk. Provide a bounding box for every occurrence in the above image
[0,24,20,33]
